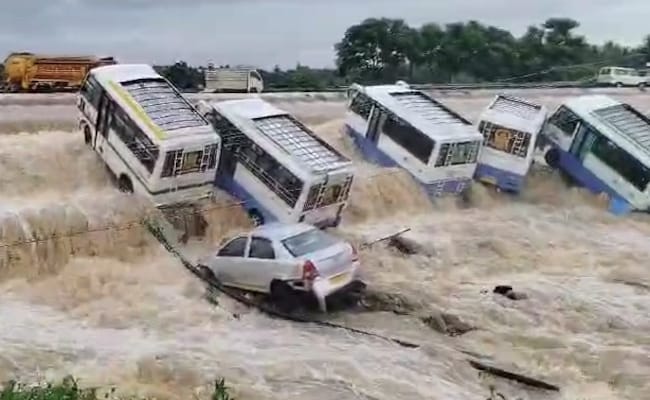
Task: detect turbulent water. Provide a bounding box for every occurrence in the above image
[1,89,649,400]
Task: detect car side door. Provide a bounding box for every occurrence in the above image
[244,236,290,292]
[211,236,250,287]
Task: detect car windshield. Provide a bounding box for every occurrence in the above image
[281,228,340,257]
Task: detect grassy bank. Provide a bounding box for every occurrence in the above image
[0,376,235,400]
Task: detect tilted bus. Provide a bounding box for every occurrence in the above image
[77,64,220,207]
[197,98,355,228]
[344,82,483,198]
[474,94,548,193]
[542,95,650,214]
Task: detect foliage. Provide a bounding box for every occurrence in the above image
[2,18,648,90]
[0,376,235,400]
[335,17,650,84]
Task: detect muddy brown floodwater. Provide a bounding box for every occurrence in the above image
[1,89,649,400]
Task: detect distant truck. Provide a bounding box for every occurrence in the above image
[204,65,264,93]
[1,52,116,92]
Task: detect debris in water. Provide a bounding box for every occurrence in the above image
[421,310,477,336]
[468,359,560,392]
[359,289,420,315]
[493,285,528,301]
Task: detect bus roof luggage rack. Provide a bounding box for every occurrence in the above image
[593,104,650,151]
[489,95,542,120]
[253,115,350,173]
[122,79,206,132]
[389,91,468,125]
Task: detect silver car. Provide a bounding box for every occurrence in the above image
[197,223,365,312]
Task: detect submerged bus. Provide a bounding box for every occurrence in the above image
[475,94,548,193]
[77,64,220,207]
[197,98,355,227]
[344,82,483,198]
[542,95,650,214]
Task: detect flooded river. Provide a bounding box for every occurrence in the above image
[1,89,649,400]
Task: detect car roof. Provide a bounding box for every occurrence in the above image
[249,222,317,240]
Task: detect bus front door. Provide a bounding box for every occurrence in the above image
[366,107,385,143]
[94,94,112,153]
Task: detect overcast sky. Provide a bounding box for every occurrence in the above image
[1,0,648,69]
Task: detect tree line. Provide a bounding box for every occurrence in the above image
[2,17,648,91]
[157,17,649,90]
[335,17,650,84]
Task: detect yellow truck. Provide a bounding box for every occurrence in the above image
[1,52,116,92]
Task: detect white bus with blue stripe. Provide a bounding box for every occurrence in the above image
[197,98,355,228]
[474,94,547,193]
[344,83,482,198]
[77,64,220,207]
[542,95,650,214]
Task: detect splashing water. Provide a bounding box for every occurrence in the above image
[0,92,649,400]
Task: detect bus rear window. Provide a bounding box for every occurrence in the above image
[478,121,531,158]
[160,145,217,177]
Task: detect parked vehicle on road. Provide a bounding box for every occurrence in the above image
[197,223,365,312]
[3,52,116,92]
[204,65,264,93]
[596,67,648,88]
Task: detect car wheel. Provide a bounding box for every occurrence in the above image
[270,280,296,312]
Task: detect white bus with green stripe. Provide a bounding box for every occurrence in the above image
[77,64,220,207]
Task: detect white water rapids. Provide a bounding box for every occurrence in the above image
[1,89,649,400]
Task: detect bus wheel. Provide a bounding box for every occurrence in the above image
[118,175,134,193]
[83,126,92,145]
[544,149,560,169]
[248,209,264,226]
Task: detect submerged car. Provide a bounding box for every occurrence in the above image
[197,223,366,312]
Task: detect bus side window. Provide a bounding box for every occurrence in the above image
[350,93,372,120]
[591,133,650,191]
[383,115,435,164]
[548,106,579,137]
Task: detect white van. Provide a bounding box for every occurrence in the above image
[596,67,648,88]
[204,67,264,93]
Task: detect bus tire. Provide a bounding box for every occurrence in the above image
[544,149,560,169]
[248,209,265,226]
[117,175,134,193]
[83,125,92,145]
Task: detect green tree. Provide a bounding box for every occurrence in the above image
[335,18,417,82]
